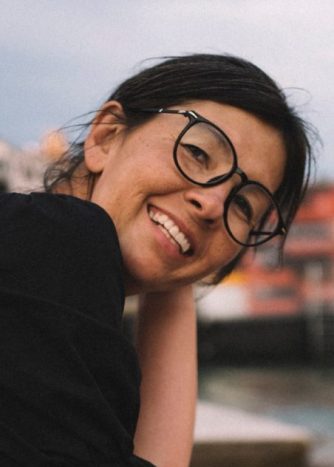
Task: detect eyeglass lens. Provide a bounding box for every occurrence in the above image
[226,184,279,246]
[176,121,235,185]
[175,121,280,246]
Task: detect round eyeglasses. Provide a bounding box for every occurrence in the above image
[126,107,286,247]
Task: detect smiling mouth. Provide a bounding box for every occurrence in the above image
[148,208,193,256]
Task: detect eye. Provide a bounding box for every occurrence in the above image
[232,193,254,224]
[181,144,210,167]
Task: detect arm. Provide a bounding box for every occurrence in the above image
[133,285,197,467]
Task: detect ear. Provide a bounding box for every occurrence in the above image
[84,100,126,174]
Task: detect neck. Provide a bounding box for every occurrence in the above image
[123,271,143,297]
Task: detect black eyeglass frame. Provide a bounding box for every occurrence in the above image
[125,107,287,247]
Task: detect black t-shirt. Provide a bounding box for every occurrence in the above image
[0,193,154,466]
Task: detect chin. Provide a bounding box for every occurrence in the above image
[123,263,189,295]
[122,259,164,294]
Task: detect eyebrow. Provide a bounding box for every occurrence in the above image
[208,124,233,151]
[191,119,233,153]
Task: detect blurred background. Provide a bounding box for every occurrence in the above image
[1,1,333,466]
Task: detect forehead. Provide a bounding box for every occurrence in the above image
[172,100,286,192]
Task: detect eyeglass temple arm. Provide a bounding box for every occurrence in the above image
[125,107,195,117]
[250,225,287,236]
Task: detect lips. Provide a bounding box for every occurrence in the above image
[148,207,193,255]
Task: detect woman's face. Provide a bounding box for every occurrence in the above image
[85,100,286,294]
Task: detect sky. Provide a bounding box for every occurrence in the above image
[1,0,333,182]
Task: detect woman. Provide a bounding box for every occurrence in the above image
[0,54,313,466]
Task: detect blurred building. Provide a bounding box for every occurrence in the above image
[0,132,67,193]
[285,184,334,312]
[0,139,45,192]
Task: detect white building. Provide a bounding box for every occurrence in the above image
[0,139,46,193]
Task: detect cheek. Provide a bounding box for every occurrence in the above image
[121,144,175,185]
[199,236,242,279]
[130,128,177,167]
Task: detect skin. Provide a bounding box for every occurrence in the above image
[83,99,286,295]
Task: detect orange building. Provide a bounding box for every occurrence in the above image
[239,184,334,317]
[286,184,334,258]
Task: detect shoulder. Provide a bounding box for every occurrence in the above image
[0,191,118,239]
[0,193,125,313]
[0,192,122,267]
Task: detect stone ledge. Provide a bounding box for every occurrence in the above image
[191,402,312,467]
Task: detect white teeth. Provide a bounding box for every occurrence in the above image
[165,220,174,230]
[149,210,191,254]
[169,226,179,236]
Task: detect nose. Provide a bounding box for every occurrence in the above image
[184,185,228,227]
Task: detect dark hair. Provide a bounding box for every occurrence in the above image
[44,53,315,283]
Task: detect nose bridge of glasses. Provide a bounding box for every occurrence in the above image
[234,167,248,184]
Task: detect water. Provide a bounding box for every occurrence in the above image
[199,366,334,467]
